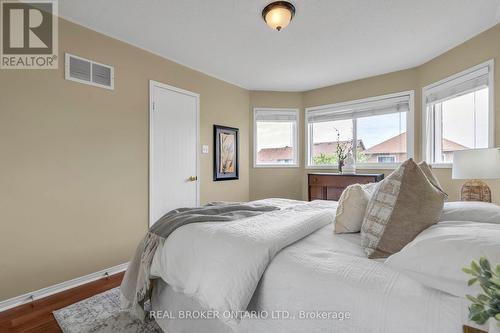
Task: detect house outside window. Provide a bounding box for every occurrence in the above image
[305,91,414,169]
[422,60,494,166]
[254,108,299,167]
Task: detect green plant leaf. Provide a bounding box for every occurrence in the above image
[468,278,478,286]
[465,257,500,325]
[477,294,490,304]
[467,295,480,304]
[471,261,481,274]
[480,257,491,272]
[470,304,484,314]
[490,276,500,287]
[478,312,490,325]
[470,312,489,325]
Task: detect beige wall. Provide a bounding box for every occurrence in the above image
[0,19,250,301]
[249,92,304,200]
[251,24,500,204]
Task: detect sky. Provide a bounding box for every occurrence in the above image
[256,122,294,151]
[311,113,406,149]
[442,87,488,148]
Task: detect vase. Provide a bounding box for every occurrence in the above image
[338,159,344,173]
[342,153,356,174]
[490,319,500,333]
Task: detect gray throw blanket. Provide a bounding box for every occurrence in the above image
[120,202,279,319]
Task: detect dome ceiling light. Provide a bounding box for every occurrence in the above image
[262,1,296,31]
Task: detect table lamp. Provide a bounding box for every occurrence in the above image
[452,148,500,202]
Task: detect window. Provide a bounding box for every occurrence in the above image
[306,91,414,168]
[423,61,494,166]
[254,108,299,167]
[377,155,396,163]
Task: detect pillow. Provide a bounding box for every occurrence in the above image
[334,182,378,233]
[417,161,446,195]
[385,221,500,297]
[361,159,446,259]
[440,201,500,224]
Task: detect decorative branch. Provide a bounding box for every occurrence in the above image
[334,127,353,166]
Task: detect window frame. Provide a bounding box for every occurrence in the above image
[421,60,495,168]
[377,155,397,163]
[305,91,415,170]
[253,107,299,168]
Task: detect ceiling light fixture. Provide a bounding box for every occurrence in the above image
[262,1,295,31]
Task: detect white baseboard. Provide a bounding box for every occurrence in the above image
[0,262,129,313]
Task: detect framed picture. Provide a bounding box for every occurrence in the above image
[213,125,239,181]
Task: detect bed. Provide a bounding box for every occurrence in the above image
[145,198,495,333]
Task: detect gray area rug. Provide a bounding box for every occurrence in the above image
[53,287,163,333]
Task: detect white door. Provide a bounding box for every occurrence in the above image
[149,81,199,226]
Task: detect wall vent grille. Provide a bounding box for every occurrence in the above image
[65,53,114,90]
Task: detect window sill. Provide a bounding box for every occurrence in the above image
[305,165,339,170]
[430,163,452,169]
[305,164,399,170]
[253,164,300,169]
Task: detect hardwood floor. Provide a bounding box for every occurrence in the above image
[0,272,124,333]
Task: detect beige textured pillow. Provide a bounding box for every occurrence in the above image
[361,159,446,259]
[417,161,446,195]
[335,183,378,233]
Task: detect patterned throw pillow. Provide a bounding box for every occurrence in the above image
[417,161,447,196]
[334,183,378,233]
[361,159,446,259]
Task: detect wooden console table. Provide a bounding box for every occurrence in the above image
[308,173,384,201]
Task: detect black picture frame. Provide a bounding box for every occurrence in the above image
[213,125,239,181]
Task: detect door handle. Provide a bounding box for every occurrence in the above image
[188,176,198,182]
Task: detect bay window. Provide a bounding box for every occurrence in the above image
[306,91,414,168]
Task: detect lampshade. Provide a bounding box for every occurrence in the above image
[262,1,295,31]
[452,148,500,180]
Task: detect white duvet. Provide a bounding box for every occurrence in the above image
[150,199,336,326]
[150,199,489,333]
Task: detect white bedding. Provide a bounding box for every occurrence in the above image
[150,199,485,333]
[386,220,500,298]
[152,223,480,332]
[150,199,336,326]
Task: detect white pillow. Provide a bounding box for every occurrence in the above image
[440,201,500,224]
[334,183,378,233]
[385,221,500,297]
